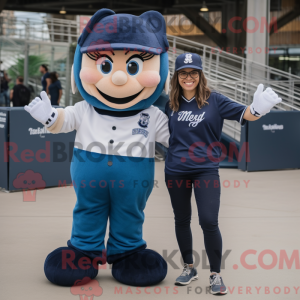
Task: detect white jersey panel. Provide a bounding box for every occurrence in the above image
[59,101,169,158]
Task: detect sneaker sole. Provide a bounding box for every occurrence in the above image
[175,275,198,286]
[210,287,228,295]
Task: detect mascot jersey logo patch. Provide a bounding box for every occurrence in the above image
[184,54,193,64]
[132,113,150,138]
[138,113,150,128]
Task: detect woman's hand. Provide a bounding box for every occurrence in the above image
[250,84,282,117]
[24,91,58,127]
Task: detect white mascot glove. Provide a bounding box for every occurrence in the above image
[250,84,282,117]
[24,91,58,127]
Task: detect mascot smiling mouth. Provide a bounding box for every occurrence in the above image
[97,87,144,104]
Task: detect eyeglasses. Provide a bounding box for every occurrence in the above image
[178,70,200,79]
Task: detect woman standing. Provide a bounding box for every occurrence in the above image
[40,64,51,94]
[164,53,281,294]
[48,72,63,106]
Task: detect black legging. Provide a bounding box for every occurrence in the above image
[165,170,222,273]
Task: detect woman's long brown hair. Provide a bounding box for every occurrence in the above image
[169,70,211,111]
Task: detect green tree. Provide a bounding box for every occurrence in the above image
[7,55,48,88]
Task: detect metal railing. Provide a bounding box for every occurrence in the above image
[0,15,79,43]
[0,15,76,107]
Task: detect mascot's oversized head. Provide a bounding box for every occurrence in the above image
[71,8,170,111]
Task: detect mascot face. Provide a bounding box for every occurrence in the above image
[72,9,169,112]
[79,50,161,109]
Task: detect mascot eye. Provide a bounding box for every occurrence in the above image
[96,57,113,76]
[126,58,143,77]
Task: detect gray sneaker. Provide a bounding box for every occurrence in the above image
[209,273,228,294]
[175,263,198,286]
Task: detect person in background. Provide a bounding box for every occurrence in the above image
[40,64,51,94]
[0,61,11,106]
[10,76,30,107]
[48,71,62,106]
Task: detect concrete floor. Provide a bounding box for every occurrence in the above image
[1,162,300,299]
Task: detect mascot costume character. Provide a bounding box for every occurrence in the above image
[24,8,170,287]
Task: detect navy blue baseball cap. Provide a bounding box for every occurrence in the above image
[175,53,203,71]
[78,9,169,55]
